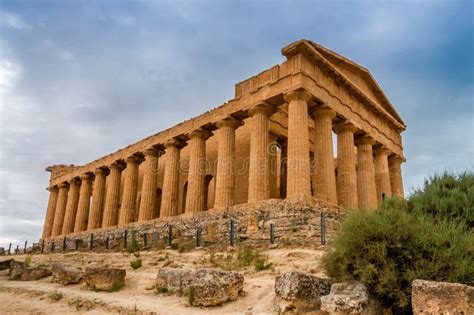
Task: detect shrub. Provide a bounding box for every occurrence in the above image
[127,228,140,253]
[109,282,123,292]
[322,201,474,311]
[50,291,63,301]
[408,172,474,228]
[254,255,272,271]
[24,255,32,267]
[130,257,142,269]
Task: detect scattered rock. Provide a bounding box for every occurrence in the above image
[190,268,244,307]
[320,282,382,314]
[412,279,474,314]
[275,271,331,313]
[51,264,84,286]
[84,267,126,291]
[155,268,193,293]
[9,261,52,281]
[0,258,13,270]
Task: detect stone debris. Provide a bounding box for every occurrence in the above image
[0,258,13,271]
[9,261,52,281]
[51,264,84,286]
[274,270,331,313]
[412,279,474,314]
[320,281,382,314]
[155,268,244,307]
[84,267,126,291]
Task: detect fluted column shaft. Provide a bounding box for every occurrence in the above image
[284,90,312,198]
[74,173,93,232]
[375,147,392,205]
[356,137,378,210]
[42,186,58,239]
[51,183,69,237]
[119,156,142,224]
[138,148,161,221]
[214,118,241,208]
[248,103,274,203]
[185,129,209,213]
[313,107,337,204]
[87,168,107,230]
[102,162,124,227]
[389,155,404,198]
[335,122,358,208]
[62,179,81,235]
[160,139,182,217]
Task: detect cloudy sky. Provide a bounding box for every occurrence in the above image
[0,0,472,247]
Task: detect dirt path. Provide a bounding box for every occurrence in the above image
[0,246,327,314]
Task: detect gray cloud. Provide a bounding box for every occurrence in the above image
[0,0,472,247]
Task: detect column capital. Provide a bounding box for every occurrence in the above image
[283,89,312,103]
[109,160,126,171]
[334,121,358,134]
[312,105,336,118]
[47,185,58,192]
[58,182,69,189]
[355,135,376,146]
[67,178,80,185]
[189,128,211,140]
[79,173,94,181]
[143,147,160,158]
[216,116,243,130]
[164,138,186,149]
[249,102,275,117]
[94,167,109,176]
[374,146,391,156]
[125,155,144,164]
[389,154,404,164]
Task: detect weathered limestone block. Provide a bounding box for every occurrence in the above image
[84,267,126,291]
[412,279,474,314]
[9,261,52,281]
[51,264,84,286]
[275,271,332,313]
[0,258,13,270]
[189,268,244,307]
[155,268,194,293]
[320,282,382,314]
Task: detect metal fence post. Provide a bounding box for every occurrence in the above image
[63,236,67,252]
[143,233,148,248]
[196,228,202,248]
[41,240,45,254]
[51,242,55,253]
[320,212,326,245]
[382,192,386,201]
[270,223,275,244]
[32,242,35,253]
[123,230,128,250]
[75,239,80,251]
[230,220,235,246]
[89,234,94,251]
[105,236,109,250]
[16,245,19,255]
[24,241,27,254]
[168,224,172,247]
[8,243,11,255]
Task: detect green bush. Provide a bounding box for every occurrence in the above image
[322,199,474,311]
[408,172,474,228]
[130,257,142,269]
[24,255,32,267]
[127,228,140,253]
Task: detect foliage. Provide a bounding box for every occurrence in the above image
[127,228,140,253]
[130,256,142,269]
[109,282,124,292]
[408,172,474,228]
[156,286,168,294]
[50,291,63,301]
[254,256,273,271]
[208,246,273,272]
[24,255,32,267]
[322,197,474,312]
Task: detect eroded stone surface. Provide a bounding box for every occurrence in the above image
[84,267,125,291]
[0,258,13,271]
[9,261,52,281]
[155,268,193,293]
[320,282,382,314]
[412,279,474,314]
[51,264,84,286]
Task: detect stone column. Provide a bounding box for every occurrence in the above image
[61,178,81,235]
[374,147,392,205]
[74,173,94,232]
[284,90,312,198]
[160,139,184,217]
[389,155,404,198]
[248,102,275,203]
[87,168,108,230]
[51,182,69,237]
[102,161,125,227]
[335,122,358,209]
[185,129,210,213]
[214,117,241,208]
[138,148,161,221]
[119,155,143,225]
[356,136,378,210]
[41,186,58,239]
[313,106,337,204]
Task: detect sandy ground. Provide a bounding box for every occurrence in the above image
[0,246,327,314]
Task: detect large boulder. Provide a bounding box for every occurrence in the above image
[275,271,332,313]
[155,268,194,293]
[189,268,244,307]
[0,258,13,270]
[51,264,84,286]
[84,267,126,291]
[9,261,52,281]
[412,279,474,314]
[320,282,382,315]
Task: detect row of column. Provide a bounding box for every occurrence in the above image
[42,88,404,239]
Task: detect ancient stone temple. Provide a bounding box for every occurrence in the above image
[41,39,406,240]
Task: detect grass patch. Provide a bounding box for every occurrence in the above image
[50,291,63,301]
[127,228,140,253]
[109,282,124,292]
[130,256,142,269]
[24,255,32,267]
[156,286,169,294]
[208,246,272,272]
